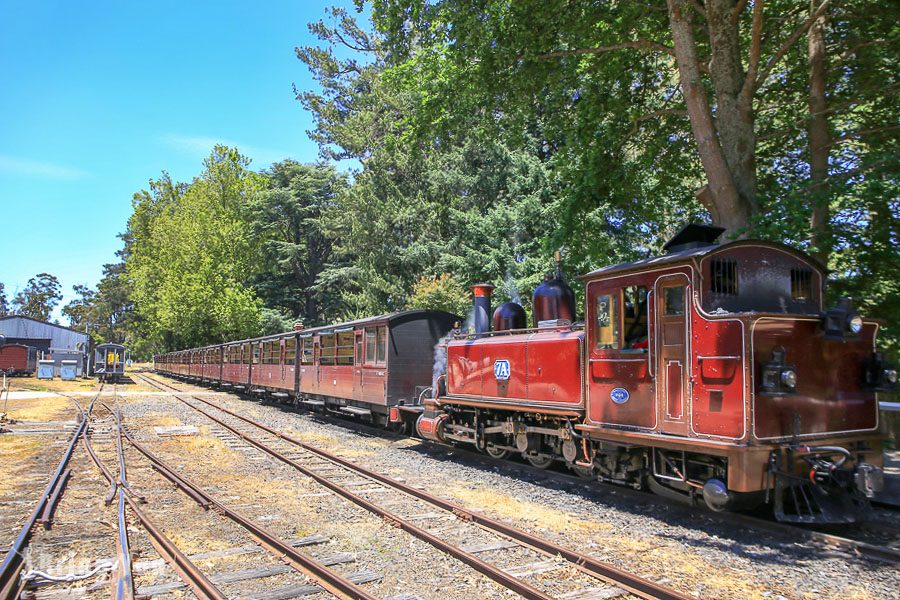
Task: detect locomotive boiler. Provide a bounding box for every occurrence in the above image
[417,224,895,523]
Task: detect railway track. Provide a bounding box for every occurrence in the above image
[0,385,99,599]
[297,388,900,566]
[89,398,381,599]
[145,372,900,567]
[136,372,692,600]
[2,382,387,599]
[217,376,900,566]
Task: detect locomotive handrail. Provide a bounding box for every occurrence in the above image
[454,323,584,340]
[696,355,741,361]
[647,289,655,378]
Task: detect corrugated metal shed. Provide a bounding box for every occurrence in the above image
[0,315,91,353]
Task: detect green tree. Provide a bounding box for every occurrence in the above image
[251,160,348,325]
[298,7,598,318]
[126,146,265,350]
[407,274,469,316]
[61,284,96,330]
[12,273,62,321]
[0,283,8,316]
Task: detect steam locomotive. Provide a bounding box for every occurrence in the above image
[156,224,896,523]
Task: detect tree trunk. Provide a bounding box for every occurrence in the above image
[807,0,831,264]
[667,0,754,236]
[705,0,758,217]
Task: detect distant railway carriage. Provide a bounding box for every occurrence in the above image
[0,344,38,376]
[95,343,126,382]
[154,224,896,524]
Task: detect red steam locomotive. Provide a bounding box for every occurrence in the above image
[156,225,895,523]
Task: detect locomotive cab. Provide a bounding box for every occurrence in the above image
[579,227,888,523]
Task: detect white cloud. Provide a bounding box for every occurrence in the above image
[0,155,89,179]
[162,134,292,167]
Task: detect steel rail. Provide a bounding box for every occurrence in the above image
[84,401,222,600]
[149,371,900,567]
[135,376,553,600]
[108,397,135,600]
[0,386,96,599]
[118,425,376,600]
[139,373,690,600]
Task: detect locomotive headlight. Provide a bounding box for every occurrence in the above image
[886,368,898,385]
[847,314,863,334]
[780,369,797,389]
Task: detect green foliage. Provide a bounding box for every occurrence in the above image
[11,273,62,321]
[258,308,296,336]
[407,274,469,316]
[126,146,265,350]
[0,283,8,316]
[251,160,348,326]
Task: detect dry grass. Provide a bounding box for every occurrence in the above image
[139,411,182,428]
[445,483,815,599]
[160,426,237,461]
[0,436,42,496]
[164,528,234,555]
[447,484,609,535]
[10,377,97,394]
[3,396,75,422]
[284,429,340,448]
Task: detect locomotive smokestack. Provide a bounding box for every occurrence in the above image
[472,284,495,334]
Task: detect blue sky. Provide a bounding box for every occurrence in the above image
[0,1,356,320]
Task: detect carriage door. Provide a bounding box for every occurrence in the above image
[655,274,690,436]
[353,330,364,398]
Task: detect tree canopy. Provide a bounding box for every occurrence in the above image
[67,2,897,356]
[11,273,63,321]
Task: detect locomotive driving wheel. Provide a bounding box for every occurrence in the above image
[525,453,554,469]
[485,444,511,460]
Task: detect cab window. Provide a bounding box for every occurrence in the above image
[595,293,619,350]
[622,286,649,351]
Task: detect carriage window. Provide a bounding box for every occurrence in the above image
[242,344,251,364]
[623,286,649,351]
[664,286,685,316]
[711,259,738,295]
[336,331,354,366]
[595,294,620,350]
[376,326,387,364]
[300,339,314,364]
[284,338,297,364]
[265,342,277,365]
[319,334,335,365]
[365,328,376,363]
[252,344,261,364]
[791,268,813,300]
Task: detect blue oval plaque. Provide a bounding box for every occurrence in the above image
[610,387,630,404]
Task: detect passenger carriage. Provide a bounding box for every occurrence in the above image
[293,311,458,425]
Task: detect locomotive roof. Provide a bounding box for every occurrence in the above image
[581,239,825,280]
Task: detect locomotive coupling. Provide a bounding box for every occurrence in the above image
[791,445,882,495]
